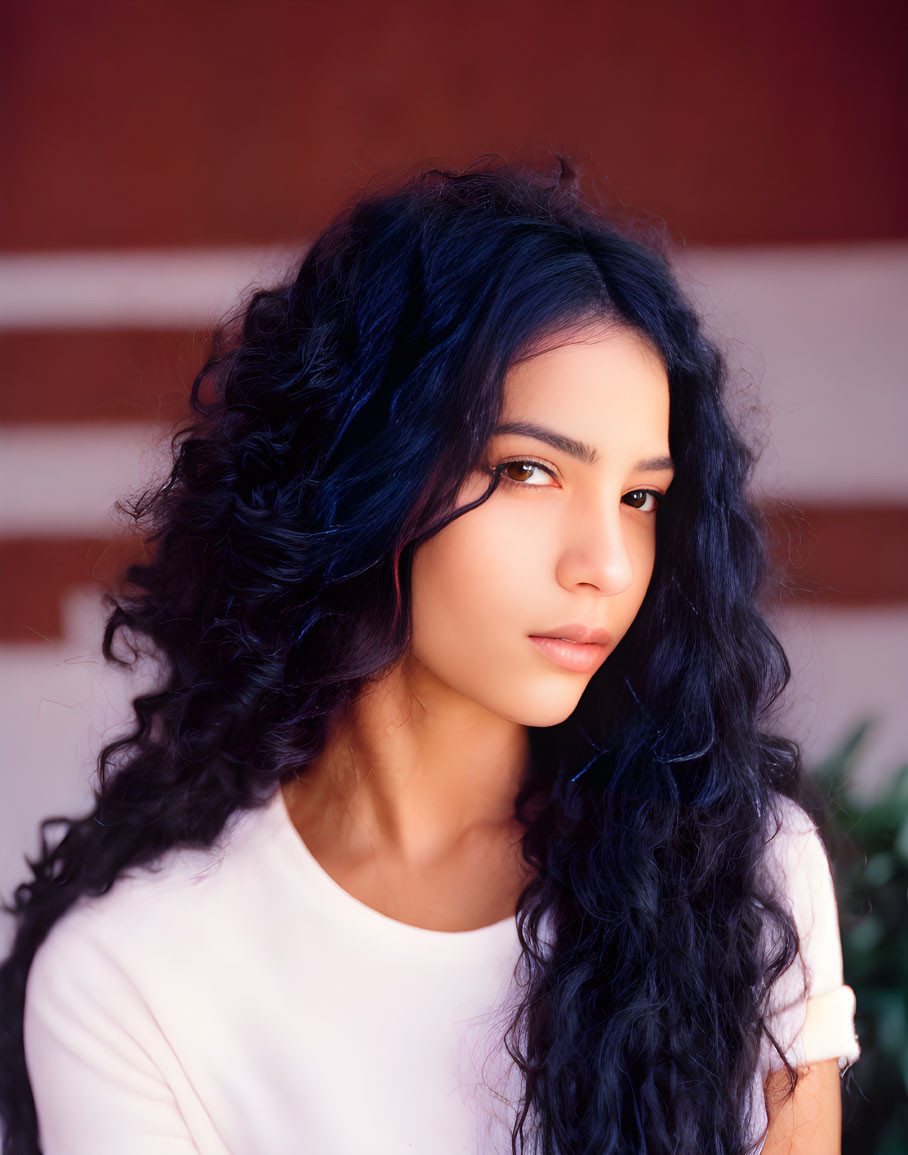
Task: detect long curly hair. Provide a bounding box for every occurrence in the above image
[1,157,816,1154]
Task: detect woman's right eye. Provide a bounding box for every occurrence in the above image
[495,459,556,488]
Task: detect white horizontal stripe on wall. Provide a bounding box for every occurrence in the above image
[0,246,304,330]
[0,425,171,536]
[678,244,908,503]
[770,604,908,800]
[2,415,906,538]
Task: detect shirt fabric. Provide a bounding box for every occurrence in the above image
[23,788,860,1154]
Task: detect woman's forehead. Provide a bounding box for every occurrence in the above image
[497,330,671,465]
[502,329,667,408]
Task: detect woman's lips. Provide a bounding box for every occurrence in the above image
[529,635,610,673]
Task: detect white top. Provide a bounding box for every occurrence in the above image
[23,788,860,1154]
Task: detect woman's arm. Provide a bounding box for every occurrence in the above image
[757,799,859,1154]
[761,1058,841,1155]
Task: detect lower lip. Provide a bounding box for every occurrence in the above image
[529,635,610,673]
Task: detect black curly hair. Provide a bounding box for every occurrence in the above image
[1,157,816,1154]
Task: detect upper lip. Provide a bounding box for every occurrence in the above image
[532,624,611,646]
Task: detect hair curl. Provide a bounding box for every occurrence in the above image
[1,157,819,1154]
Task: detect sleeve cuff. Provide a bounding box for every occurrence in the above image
[785,984,861,1074]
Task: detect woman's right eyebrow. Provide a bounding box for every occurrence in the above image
[493,420,675,475]
[493,420,600,465]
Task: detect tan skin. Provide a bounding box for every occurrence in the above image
[283,323,841,1151]
[763,1061,842,1154]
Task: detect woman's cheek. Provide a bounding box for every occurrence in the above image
[411,510,527,648]
[408,516,581,725]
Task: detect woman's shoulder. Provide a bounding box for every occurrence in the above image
[758,790,831,888]
[27,791,285,987]
[22,792,296,1149]
[762,789,821,841]
[757,791,836,953]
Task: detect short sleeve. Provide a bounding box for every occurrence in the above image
[758,796,861,1075]
[24,911,206,1155]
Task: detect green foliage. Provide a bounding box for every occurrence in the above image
[813,719,908,1155]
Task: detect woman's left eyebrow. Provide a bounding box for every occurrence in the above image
[493,420,674,473]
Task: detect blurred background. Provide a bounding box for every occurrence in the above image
[1,0,906,1146]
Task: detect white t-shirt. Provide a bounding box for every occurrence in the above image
[23,788,860,1154]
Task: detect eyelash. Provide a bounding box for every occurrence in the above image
[490,457,665,512]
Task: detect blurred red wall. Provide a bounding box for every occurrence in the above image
[2,0,907,640]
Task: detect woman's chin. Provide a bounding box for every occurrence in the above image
[526,704,583,729]
[494,683,586,729]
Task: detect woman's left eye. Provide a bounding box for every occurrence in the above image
[622,489,660,512]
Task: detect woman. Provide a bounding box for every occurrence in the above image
[1,158,859,1154]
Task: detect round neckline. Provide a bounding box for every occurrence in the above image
[269,785,520,942]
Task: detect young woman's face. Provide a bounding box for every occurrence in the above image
[407,323,673,728]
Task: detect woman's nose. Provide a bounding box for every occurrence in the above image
[554,503,635,596]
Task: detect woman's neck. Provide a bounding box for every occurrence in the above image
[280,653,535,930]
[286,651,531,867]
